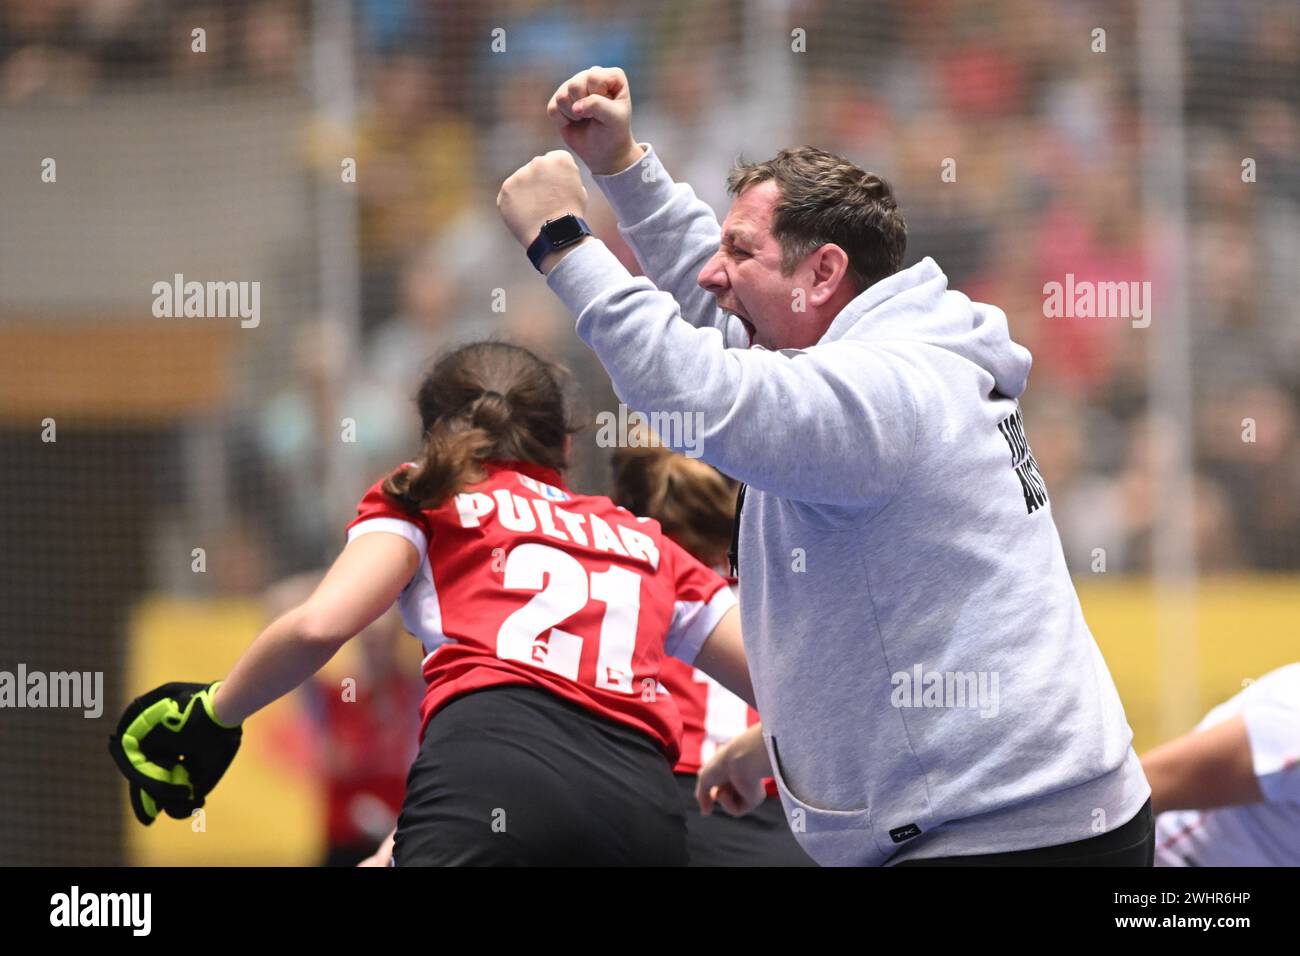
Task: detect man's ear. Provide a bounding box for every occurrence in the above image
[807,244,852,305]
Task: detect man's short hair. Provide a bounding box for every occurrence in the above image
[727,146,907,293]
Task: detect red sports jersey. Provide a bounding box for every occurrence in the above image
[659,577,777,798]
[344,460,736,764]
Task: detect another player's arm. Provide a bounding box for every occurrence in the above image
[1140,714,1265,815]
[696,723,771,817]
[359,827,397,867]
[692,606,755,708]
[688,606,772,817]
[211,533,419,726]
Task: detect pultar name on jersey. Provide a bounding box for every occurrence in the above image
[454,477,662,571]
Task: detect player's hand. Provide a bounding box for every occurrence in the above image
[497,150,589,248]
[547,66,643,176]
[108,681,242,825]
[357,828,396,867]
[696,723,771,818]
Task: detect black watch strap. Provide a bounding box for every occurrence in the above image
[527,214,593,273]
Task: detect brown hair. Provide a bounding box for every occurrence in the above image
[383,340,582,511]
[609,426,739,568]
[726,145,907,293]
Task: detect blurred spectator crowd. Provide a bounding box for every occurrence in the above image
[4,0,1298,579]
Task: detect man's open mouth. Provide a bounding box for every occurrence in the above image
[725,309,755,340]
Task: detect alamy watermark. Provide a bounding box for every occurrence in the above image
[0,664,103,718]
[1042,274,1151,329]
[890,664,999,718]
[151,273,260,328]
[50,886,150,936]
[594,403,705,459]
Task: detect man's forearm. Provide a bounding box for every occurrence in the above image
[539,235,596,276]
[591,144,744,344]
[546,237,911,502]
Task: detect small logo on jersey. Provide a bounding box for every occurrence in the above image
[997,408,1048,514]
[890,823,922,843]
[516,473,569,501]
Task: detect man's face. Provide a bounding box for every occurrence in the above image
[697,181,821,351]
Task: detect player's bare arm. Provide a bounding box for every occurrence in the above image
[210,532,419,726]
[692,606,756,708]
[1141,714,1265,815]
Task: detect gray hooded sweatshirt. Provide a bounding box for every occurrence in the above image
[546,142,1150,865]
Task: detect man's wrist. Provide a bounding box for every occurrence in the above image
[593,142,646,177]
[539,235,594,275]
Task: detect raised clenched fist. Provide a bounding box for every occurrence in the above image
[496,149,589,249]
[547,65,645,176]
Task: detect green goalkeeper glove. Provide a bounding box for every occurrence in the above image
[108,681,242,825]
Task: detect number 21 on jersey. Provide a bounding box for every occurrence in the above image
[495,543,642,694]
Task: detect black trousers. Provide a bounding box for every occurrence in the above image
[674,775,818,867]
[393,685,687,866]
[893,798,1155,866]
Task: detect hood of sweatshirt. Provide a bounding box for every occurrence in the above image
[819,256,1033,401]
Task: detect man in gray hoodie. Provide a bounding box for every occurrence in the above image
[497,66,1152,866]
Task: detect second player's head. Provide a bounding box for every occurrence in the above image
[384,340,581,511]
[609,427,740,569]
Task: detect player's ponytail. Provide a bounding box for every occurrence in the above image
[383,340,582,512]
[609,425,740,568]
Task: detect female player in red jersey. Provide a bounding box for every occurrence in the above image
[115,341,755,866]
[610,437,815,866]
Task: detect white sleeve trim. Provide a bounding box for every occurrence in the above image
[1242,696,1300,804]
[665,585,738,667]
[347,517,428,561]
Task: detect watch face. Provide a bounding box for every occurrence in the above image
[544,215,585,244]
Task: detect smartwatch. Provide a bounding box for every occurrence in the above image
[527,214,593,273]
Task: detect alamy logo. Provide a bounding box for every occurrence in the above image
[998,409,1048,514]
[0,664,102,718]
[891,665,1000,718]
[50,886,151,936]
[151,273,260,328]
[594,403,705,459]
[1042,273,1151,328]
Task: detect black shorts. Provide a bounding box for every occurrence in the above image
[892,798,1155,867]
[675,774,818,867]
[393,685,688,866]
